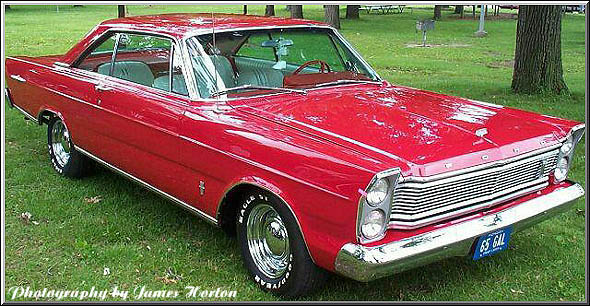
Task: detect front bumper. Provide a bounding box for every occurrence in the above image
[334,182,585,282]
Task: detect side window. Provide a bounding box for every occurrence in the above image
[77,34,117,72]
[170,47,188,96]
[110,33,172,88]
[235,33,276,61]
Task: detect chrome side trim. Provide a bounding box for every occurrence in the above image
[179,135,349,201]
[54,61,70,68]
[335,182,585,282]
[73,145,218,226]
[12,103,39,123]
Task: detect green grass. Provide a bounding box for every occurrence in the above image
[4,5,586,301]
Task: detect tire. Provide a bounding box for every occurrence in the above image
[47,116,90,178]
[236,191,327,297]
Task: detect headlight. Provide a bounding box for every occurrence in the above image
[357,168,402,243]
[560,136,574,155]
[554,157,569,183]
[361,209,385,239]
[366,178,389,206]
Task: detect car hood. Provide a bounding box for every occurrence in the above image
[229,83,572,177]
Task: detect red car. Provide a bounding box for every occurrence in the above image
[5,13,585,297]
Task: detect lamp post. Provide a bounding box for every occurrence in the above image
[474,4,488,37]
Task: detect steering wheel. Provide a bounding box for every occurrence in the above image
[293,60,331,75]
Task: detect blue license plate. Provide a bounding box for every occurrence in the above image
[473,226,512,260]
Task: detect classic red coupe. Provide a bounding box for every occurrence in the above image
[5,13,585,297]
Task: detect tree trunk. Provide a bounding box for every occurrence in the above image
[434,5,442,20]
[512,6,568,94]
[118,5,125,18]
[454,5,464,14]
[346,5,360,19]
[290,5,303,19]
[243,5,247,15]
[265,5,275,16]
[324,5,340,29]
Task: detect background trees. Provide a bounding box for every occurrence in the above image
[265,5,275,17]
[324,5,340,29]
[512,5,568,93]
[346,5,360,19]
[290,5,303,18]
[117,5,125,18]
[434,5,442,20]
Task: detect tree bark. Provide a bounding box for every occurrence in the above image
[434,5,442,20]
[324,5,340,29]
[243,5,247,15]
[454,5,464,14]
[512,5,568,94]
[265,5,275,16]
[290,5,303,19]
[346,5,360,19]
[118,5,125,18]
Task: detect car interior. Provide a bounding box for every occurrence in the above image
[76,28,375,99]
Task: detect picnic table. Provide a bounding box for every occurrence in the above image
[361,5,411,15]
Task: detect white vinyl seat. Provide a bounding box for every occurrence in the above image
[97,61,154,87]
[209,55,237,87]
[152,75,189,95]
[237,68,284,88]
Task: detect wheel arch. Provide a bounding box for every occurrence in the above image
[37,107,60,125]
[36,107,75,139]
[216,179,317,264]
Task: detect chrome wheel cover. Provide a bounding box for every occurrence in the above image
[246,204,290,279]
[51,120,71,167]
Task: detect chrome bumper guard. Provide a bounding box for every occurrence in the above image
[334,183,585,282]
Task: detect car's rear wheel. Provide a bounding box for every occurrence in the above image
[236,191,327,297]
[47,116,90,178]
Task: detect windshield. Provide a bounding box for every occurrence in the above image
[186,27,380,99]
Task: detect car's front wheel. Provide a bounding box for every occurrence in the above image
[236,191,327,297]
[47,116,90,178]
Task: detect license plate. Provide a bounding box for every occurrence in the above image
[473,226,512,260]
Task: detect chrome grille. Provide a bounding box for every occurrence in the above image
[389,148,560,229]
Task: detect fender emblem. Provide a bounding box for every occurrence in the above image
[199,181,205,196]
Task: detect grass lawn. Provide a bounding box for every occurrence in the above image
[3,5,587,301]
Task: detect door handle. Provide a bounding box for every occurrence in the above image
[95,84,113,92]
[10,75,26,83]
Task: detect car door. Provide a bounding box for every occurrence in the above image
[73,31,192,199]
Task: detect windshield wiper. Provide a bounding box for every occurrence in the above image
[210,84,307,98]
[312,79,382,88]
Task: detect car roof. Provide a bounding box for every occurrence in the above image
[99,13,328,39]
